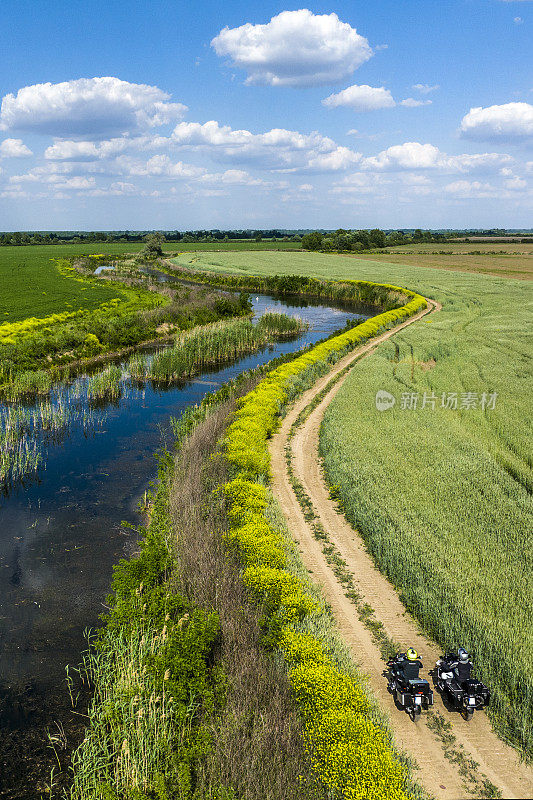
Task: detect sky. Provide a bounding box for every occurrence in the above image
[0,0,531,231]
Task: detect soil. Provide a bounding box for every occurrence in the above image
[269,299,533,800]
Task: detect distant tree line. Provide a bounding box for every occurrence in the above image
[0,229,302,246]
[301,228,447,252]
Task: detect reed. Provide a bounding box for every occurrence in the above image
[86,365,123,401]
[129,313,307,383]
[1,369,53,401]
[0,399,103,487]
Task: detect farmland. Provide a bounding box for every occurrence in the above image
[356,241,533,280]
[0,241,299,325]
[172,249,533,754]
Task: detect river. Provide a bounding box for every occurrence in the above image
[0,290,373,797]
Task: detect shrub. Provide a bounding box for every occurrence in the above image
[218,279,425,798]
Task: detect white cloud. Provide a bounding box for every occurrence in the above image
[412,83,439,94]
[170,119,360,171]
[118,154,205,179]
[504,175,527,190]
[400,98,432,108]
[306,146,361,171]
[45,138,130,160]
[331,172,390,195]
[211,9,372,87]
[460,102,533,142]
[446,152,513,171]
[362,142,442,170]
[44,135,172,161]
[0,77,187,139]
[444,180,498,198]
[10,169,96,190]
[361,141,513,172]
[323,84,395,111]
[514,17,523,24]
[200,169,266,186]
[86,181,139,197]
[0,138,32,157]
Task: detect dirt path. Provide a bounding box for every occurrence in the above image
[269,300,533,800]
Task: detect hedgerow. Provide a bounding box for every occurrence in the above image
[219,280,426,799]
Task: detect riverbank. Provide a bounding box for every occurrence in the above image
[60,278,427,799]
[0,292,369,798]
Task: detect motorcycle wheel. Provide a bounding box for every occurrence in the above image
[410,706,422,722]
[464,709,474,721]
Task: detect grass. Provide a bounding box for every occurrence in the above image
[0,242,299,325]
[0,399,101,487]
[359,241,533,280]
[128,313,307,383]
[173,250,533,756]
[0,246,129,324]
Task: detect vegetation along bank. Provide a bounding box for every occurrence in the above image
[64,277,427,799]
[172,250,533,757]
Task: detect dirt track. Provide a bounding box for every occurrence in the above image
[269,300,533,800]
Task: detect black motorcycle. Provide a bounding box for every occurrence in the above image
[386,654,434,721]
[435,654,490,720]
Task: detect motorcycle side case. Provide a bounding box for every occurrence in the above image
[397,691,413,707]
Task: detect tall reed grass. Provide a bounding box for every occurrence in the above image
[129,313,307,382]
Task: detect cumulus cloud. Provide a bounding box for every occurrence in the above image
[200,169,267,186]
[44,135,173,161]
[361,141,512,172]
[306,146,361,171]
[330,172,390,195]
[443,180,498,198]
[0,138,32,157]
[0,77,187,139]
[504,175,527,190]
[400,98,432,108]
[460,102,533,142]
[323,84,395,111]
[10,168,97,189]
[45,138,130,161]
[118,154,205,179]
[170,119,360,171]
[412,83,439,94]
[362,142,442,170]
[86,181,139,197]
[211,9,372,87]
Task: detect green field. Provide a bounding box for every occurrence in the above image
[173,249,533,753]
[0,242,299,325]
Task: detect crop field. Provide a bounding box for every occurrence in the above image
[0,242,299,325]
[174,249,533,753]
[0,246,130,324]
[357,241,533,280]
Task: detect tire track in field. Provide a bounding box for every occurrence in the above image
[269,299,533,800]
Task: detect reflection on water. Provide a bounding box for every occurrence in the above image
[0,293,371,693]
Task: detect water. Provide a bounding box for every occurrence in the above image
[0,292,372,795]
[93,265,115,275]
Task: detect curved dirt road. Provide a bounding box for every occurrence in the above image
[269,299,533,800]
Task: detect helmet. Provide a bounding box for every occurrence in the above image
[406,648,419,661]
[458,647,469,663]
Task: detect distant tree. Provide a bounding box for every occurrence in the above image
[369,228,386,248]
[301,231,323,251]
[255,232,263,242]
[142,232,165,258]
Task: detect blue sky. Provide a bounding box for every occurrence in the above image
[0,1,531,230]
